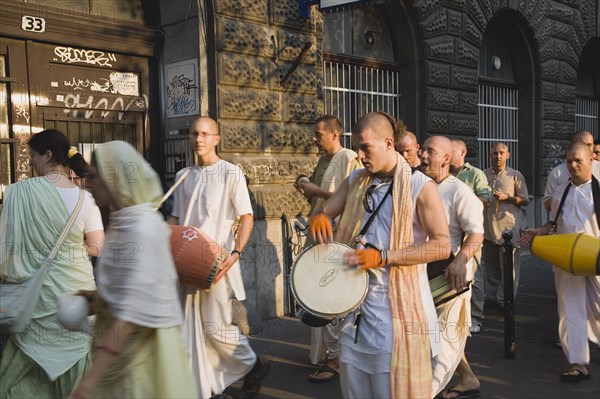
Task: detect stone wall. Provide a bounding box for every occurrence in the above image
[213,0,323,318]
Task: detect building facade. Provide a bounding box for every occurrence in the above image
[1,0,599,318]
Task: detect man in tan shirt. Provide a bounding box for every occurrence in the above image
[482,143,529,310]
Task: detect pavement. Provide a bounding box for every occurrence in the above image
[224,251,600,399]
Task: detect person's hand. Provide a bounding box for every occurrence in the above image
[75,290,99,315]
[444,253,467,291]
[517,227,544,248]
[345,248,385,269]
[309,213,333,243]
[299,180,321,198]
[294,175,310,194]
[493,189,509,202]
[214,252,240,284]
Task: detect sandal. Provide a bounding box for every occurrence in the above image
[308,364,339,383]
[560,368,591,383]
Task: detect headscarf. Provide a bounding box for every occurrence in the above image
[336,153,432,399]
[93,141,163,209]
[93,141,182,328]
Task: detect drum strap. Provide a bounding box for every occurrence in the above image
[552,176,600,230]
[354,183,393,246]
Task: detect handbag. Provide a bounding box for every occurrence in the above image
[0,190,84,334]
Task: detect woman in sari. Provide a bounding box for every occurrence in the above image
[0,129,104,398]
[69,141,197,399]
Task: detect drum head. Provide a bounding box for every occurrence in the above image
[291,243,368,318]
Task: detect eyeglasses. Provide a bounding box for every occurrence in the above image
[190,132,218,140]
[363,182,390,213]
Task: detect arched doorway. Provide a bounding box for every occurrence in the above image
[477,10,539,190]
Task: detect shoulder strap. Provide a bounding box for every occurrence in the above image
[157,168,191,208]
[355,183,393,245]
[45,190,85,264]
[550,181,572,228]
[592,176,600,230]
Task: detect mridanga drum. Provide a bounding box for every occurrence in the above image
[531,233,600,276]
[170,225,228,289]
[290,243,368,327]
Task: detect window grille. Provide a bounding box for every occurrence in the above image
[575,97,599,139]
[323,58,401,148]
[478,83,519,170]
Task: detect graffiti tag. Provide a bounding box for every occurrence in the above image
[54,46,117,67]
[166,74,197,115]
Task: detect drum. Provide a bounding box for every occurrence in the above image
[428,254,470,307]
[290,243,368,326]
[169,225,227,289]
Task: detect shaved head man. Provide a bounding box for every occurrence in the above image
[395,130,421,168]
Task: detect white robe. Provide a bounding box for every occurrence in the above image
[551,180,600,365]
[172,161,256,397]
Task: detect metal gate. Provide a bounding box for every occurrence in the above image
[323,57,401,148]
[575,96,599,139]
[478,82,519,170]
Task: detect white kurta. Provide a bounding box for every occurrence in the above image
[551,180,600,365]
[431,177,484,396]
[172,161,256,397]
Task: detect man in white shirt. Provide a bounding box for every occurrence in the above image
[544,130,600,210]
[521,143,600,383]
[420,136,484,399]
[168,117,268,399]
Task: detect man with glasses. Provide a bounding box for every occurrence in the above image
[309,112,450,398]
[295,115,361,383]
[420,136,484,399]
[167,116,268,399]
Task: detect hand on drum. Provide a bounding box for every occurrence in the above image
[215,252,240,284]
[345,248,385,269]
[444,253,467,291]
[309,213,333,243]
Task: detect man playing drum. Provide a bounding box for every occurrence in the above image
[310,112,451,399]
[295,115,361,383]
[167,116,269,399]
[420,136,484,399]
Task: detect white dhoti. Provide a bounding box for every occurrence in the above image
[181,281,256,397]
[554,267,600,365]
[431,259,474,396]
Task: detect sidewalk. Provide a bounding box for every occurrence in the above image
[225,252,599,399]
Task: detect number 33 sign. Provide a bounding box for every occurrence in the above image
[21,15,46,33]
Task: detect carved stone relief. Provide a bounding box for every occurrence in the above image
[556,83,575,102]
[216,16,276,58]
[214,0,268,23]
[218,88,281,120]
[463,17,483,46]
[236,156,316,185]
[447,10,463,36]
[455,39,479,67]
[557,122,575,138]
[542,120,556,137]
[542,101,565,120]
[542,81,556,100]
[283,94,321,123]
[253,185,311,219]
[219,120,262,152]
[542,140,566,158]
[428,88,460,111]
[451,67,478,90]
[460,92,478,113]
[271,0,314,32]
[429,111,449,132]
[546,1,575,24]
[278,31,316,64]
[263,122,315,154]
[450,114,477,134]
[218,53,269,89]
[426,37,455,62]
[428,62,451,86]
[541,60,561,81]
[271,62,319,93]
[560,62,576,83]
[423,9,447,38]
[414,0,443,20]
[467,0,487,30]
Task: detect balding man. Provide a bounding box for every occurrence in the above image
[520,143,599,383]
[450,139,491,333]
[420,136,484,398]
[168,116,268,398]
[310,112,450,398]
[482,143,529,311]
[544,130,600,210]
[394,128,421,168]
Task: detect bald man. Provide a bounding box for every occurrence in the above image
[419,136,484,398]
[310,112,450,398]
[482,143,529,310]
[544,130,600,210]
[520,143,599,383]
[394,130,421,168]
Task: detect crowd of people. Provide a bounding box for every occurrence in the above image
[0,115,597,398]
